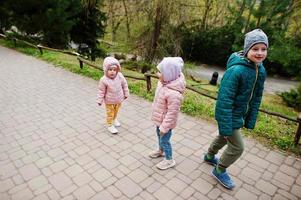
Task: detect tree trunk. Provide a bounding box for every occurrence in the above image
[235,0,246,23]
[244,0,256,34]
[146,0,164,63]
[201,0,213,30]
[122,0,131,40]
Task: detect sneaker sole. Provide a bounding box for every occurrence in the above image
[149,154,164,158]
[211,171,234,189]
[156,162,176,170]
[204,160,217,166]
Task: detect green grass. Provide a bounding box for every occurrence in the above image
[1,38,300,156]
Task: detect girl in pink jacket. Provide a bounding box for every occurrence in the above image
[97,57,129,134]
[149,57,186,170]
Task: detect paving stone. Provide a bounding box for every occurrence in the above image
[154,186,176,200]
[50,160,69,173]
[11,188,34,200]
[241,167,262,181]
[0,179,15,192]
[128,168,149,183]
[73,185,95,200]
[64,164,84,178]
[258,193,272,200]
[60,184,77,197]
[180,186,195,199]
[279,164,300,177]
[265,151,285,165]
[90,191,114,200]
[92,168,112,183]
[291,185,301,199]
[114,177,142,198]
[96,154,120,170]
[32,193,49,200]
[19,163,41,181]
[165,177,188,193]
[176,158,199,175]
[28,175,48,191]
[72,171,92,186]
[47,189,61,200]
[235,188,257,200]
[89,180,103,192]
[49,172,72,191]
[273,171,295,186]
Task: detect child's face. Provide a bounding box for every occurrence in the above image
[107,66,118,79]
[247,43,267,65]
[157,72,164,83]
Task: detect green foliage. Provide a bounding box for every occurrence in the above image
[1,0,107,54]
[70,0,107,61]
[280,84,301,111]
[180,25,235,66]
[4,0,82,48]
[268,36,301,77]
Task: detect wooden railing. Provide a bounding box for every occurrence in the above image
[1,33,301,145]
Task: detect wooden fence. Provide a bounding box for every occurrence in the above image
[1,33,301,145]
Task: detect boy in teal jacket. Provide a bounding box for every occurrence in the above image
[204,29,269,189]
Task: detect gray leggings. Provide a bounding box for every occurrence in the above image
[208,129,244,168]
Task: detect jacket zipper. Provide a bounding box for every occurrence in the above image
[244,65,259,119]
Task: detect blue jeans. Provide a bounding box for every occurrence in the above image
[156,126,172,160]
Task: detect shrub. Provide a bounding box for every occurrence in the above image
[280,84,301,111]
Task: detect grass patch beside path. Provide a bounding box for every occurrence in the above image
[1,38,300,156]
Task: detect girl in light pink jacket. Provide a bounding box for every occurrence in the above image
[97,57,129,134]
[149,57,186,170]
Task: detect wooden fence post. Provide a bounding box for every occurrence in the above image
[13,38,17,47]
[145,74,151,92]
[294,113,301,145]
[38,47,43,55]
[79,59,83,69]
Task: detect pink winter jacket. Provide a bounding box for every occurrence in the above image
[151,73,186,133]
[97,72,129,105]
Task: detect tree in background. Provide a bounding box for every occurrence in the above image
[0,0,12,34]
[4,0,81,48]
[70,0,107,61]
[1,0,107,59]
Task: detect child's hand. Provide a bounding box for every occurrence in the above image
[124,96,128,100]
[160,131,165,136]
[98,103,102,106]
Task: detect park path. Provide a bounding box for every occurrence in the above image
[0,45,300,200]
[186,65,299,94]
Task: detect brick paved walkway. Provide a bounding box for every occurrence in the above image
[0,45,301,200]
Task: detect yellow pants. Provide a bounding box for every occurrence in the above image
[105,104,121,126]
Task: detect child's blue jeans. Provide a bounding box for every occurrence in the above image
[156,126,172,160]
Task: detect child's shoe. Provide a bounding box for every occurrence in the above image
[107,125,118,134]
[211,167,235,189]
[156,159,176,170]
[114,119,121,127]
[204,154,219,166]
[149,150,164,158]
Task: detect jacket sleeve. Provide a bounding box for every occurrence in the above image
[244,71,266,129]
[97,79,106,105]
[159,94,182,134]
[215,68,240,136]
[120,73,129,98]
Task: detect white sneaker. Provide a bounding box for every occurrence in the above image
[149,150,164,158]
[107,125,118,134]
[114,119,121,127]
[156,159,176,170]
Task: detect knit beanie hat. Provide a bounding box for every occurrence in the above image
[156,57,184,82]
[243,29,269,56]
[103,57,120,72]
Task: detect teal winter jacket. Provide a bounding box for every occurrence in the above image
[215,52,266,136]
